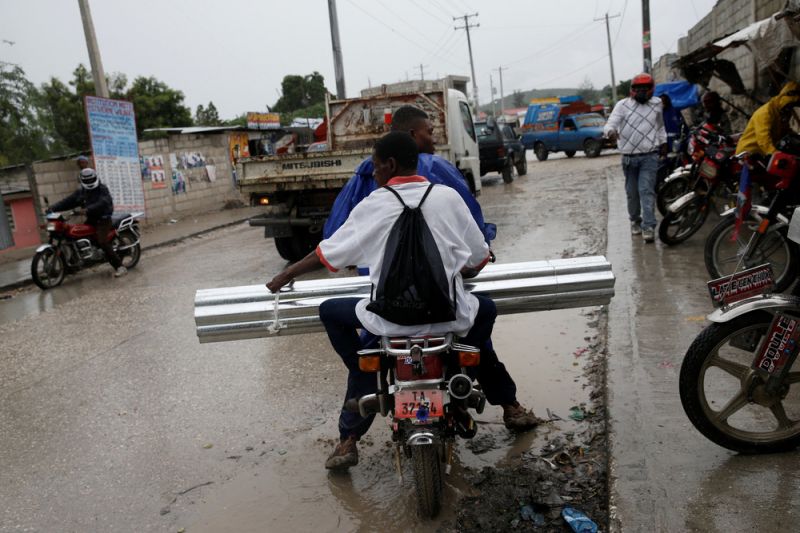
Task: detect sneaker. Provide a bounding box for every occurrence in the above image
[502,402,542,431]
[642,228,655,243]
[630,222,642,235]
[325,435,359,470]
[114,266,128,277]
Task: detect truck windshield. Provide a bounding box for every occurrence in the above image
[576,114,606,128]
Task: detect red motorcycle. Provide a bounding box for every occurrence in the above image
[353,334,484,518]
[31,209,142,289]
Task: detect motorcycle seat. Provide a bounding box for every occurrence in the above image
[111,212,132,227]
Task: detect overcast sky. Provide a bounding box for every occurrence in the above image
[1,0,718,119]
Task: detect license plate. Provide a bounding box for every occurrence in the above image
[699,160,718,178]
[753,313,800,376]
[394,389,444,421]
[707,264,774,307]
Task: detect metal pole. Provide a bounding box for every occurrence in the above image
[454,13,480,109]
[595,13,620,104]
[490,74,497,117]
[77,0,109,98]
[495,66,507,118]
[327,0,346,99]
[642,0,652,73]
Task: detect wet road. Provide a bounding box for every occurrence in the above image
[0,153,611,532]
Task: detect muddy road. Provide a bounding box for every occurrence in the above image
[0,153,615,532]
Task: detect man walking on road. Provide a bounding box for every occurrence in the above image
[604,73,667,243]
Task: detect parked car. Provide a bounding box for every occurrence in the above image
[521,112,612,161]
[475,117,526,183]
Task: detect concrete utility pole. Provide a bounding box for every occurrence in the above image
[327,0,346,99]
[489,74,497,117]
[77,0,109,98]
[642,0,652,73]
[418,63,429,80]
[454,13,480,109]
[595,12,620,104]
[494,66,508,117]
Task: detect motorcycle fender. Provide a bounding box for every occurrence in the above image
[718,205,789,224]
[35,244,54,253]
[668,191,697,213]
[666,168,691,181]
[707,294,800,323]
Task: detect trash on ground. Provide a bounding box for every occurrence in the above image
[569,406,586,421]
[562,506,598,533]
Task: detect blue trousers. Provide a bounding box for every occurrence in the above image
[622,152,659,230]
[319,295,518,440]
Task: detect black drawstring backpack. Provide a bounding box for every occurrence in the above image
[366,184,456,325]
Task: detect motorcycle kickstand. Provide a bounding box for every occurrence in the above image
[445,440,454,475]
[394,444,403,483]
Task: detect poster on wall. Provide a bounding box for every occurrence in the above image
[229,132,250,162]
[84,96,145,213]
[140,154,167,189]
[246,112,281,130]
[174,152,207,170]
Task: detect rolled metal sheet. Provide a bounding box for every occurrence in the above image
[194,257,615,343]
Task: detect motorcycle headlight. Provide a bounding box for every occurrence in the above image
[46,223,56,231]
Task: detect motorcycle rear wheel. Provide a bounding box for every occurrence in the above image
[114,231,141,269]
[680,311,800,453]
[411,444,443,518]
[31,248,66,290]
[704,214,799,293]
[658,196,709,245]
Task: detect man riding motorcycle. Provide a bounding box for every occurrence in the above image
[47,167,127,277]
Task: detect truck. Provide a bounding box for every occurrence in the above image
[475,116,526,182]
[519,97,613,161]
[240,79,481,261]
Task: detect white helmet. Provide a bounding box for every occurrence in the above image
[79,168,99,190]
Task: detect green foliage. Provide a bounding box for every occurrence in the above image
[512,90,525,108]
[195,101,221,126]
[126,76,193,135]
[279,102,326,126]
[0,64,54,165]
[223,113,247,127]
[273,71,330,113]
[577,77,599,104]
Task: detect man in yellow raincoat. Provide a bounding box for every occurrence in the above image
[736,81,800,155]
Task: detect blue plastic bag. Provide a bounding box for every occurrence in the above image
[562,507,598,533]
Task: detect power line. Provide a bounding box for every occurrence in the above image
[505,21,597,67]
[374,0,446,49]
[429,0,456,20]
[529,54,609,88]
[408,0,451,25]
[613,0,629,46]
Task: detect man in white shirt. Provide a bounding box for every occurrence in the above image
[604,73,668,243]
[267,131,539,470]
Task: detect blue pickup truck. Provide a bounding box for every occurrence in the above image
[520,101,612,161]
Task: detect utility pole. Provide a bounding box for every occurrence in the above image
[454,13,479,109]
[77,0,109,98]
[327,0,346,99]
[642,0,652,73]
[594,12,620,104]
[489,74,497,117]
[494,66,508,117]
[418,63,429,80]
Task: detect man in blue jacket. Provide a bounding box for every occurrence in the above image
[323,105,496,244]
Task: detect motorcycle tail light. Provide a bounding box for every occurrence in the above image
[395,354,444,381]
[457,350,481,367]
[358,355,381,373]
[766,152,798,188]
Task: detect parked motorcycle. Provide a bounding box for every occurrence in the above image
[658,128,740,245]
[353,334,485,517]
[680,207,800,453]
[31,209,142,289]
[704,135,800,293]
[656,122,715,217]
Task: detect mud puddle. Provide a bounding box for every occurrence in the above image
[176,307,603,533]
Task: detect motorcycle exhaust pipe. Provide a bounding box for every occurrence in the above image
[467,390,486,414]
[448,374,473,400]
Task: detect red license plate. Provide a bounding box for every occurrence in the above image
[707,264,774,307]
[394,389,444,420]
[753,313,800,376]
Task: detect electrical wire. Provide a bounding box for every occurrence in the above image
[374,0,447,49]
[505,21,598,67]
[429,0,456,20]
[408,0,451,25]
[613,0,629,46]
[527,53,610,88]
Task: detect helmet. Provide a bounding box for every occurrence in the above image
[79,168,99,190]
[630,73,655,100]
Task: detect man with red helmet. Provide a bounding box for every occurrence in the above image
[604,73,668,243]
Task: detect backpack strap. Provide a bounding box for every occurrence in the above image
[383,185,407,207]
[418,183,436,208]
[384,182,435,208]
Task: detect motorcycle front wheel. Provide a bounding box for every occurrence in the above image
[656,174,691,217]
[31,248,66,290]
[680,311,800,453]
[704,214,799,292]
[658,196,709,245]
[411,444,443,518]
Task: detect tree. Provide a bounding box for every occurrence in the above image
[577,77,597,104]
[125,76,193,135]
[39,64,97,151]
[512,90,526,108]
[195,101,221,126]
[0,64,53,165]
[273,71,330,113]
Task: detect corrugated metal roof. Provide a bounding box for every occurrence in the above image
[143,126,246,134]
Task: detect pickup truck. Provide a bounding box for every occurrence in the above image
[475,117,526,182]
[240,84,481,261]
[521,112,611,161]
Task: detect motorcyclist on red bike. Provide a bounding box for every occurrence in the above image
[47,167,127,277]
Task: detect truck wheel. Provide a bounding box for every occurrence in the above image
[565,150,576,158]
[534,143,548,162]
[515,153,528,175]
[274,227,321,262]
[502,160,514,183]
[583,139,602,158]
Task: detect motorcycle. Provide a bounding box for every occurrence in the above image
[704,134,800,293]
[352,334,485,517]
[656,122,715,217]
[658,127,740,245]
[31,209,142,289]
[679,207,800,453]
